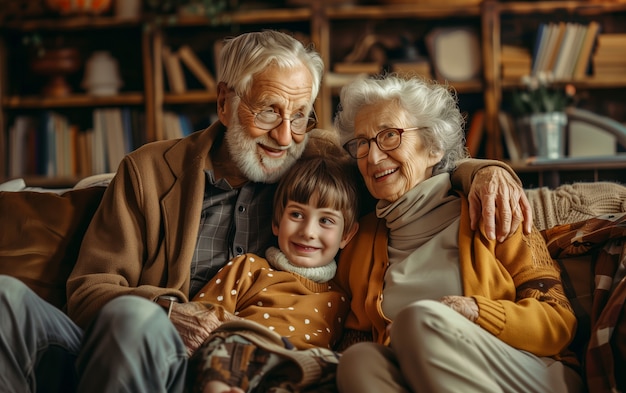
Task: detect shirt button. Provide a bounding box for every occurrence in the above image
[236,246,244,255]
[238,205,246,213]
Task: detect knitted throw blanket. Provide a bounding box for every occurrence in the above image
[541,212,626,393]
[525,181,626,231]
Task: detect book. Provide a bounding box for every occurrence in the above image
[564,23,588,78]
[502,65,531,80]
[163,111,184,140]
[177,45,217,91]
[573,21,600,79]
[391,60,431,78]
[501,46,532,79]
[531,23,548,75]
[544,22,566,74]
[501,45,532,64]
[534,23,557,74]
[596,33,626,48]
[499,111,522,162]
[162,45,187,94]
[213,39,225,81]
[103,108,126,173]
[552,23,579,79]
[465,109,484,157]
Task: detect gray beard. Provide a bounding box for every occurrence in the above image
[224,110,308,184]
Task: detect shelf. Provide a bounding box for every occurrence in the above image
[502,76,626,89]
[327,77,483,94]
[511,158,626,188]
[493,1,626,15]
[173,7,312,25]
[2,92,144,109]
[163,90,218,105]
[1,16,143,31]
[324,4,481,19]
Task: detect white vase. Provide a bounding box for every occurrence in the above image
[82,51,123,96]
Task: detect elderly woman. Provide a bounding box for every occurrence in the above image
[333,75,582,393]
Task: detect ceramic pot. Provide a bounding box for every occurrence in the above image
[82,51,123,96]
[30,48,81,97]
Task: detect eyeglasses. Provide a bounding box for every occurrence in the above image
[238,96,317,135]
[342,127,423,159]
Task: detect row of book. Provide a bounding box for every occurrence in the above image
[531,21,601,80]
[7,108,147,178]
[6,109,200,179]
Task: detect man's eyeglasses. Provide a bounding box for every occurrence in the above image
[239,96,317,135]
[342,127,424,159]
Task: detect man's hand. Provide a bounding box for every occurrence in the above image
[440,295,479,322]
[168,301,242,356]
[468,166,533,242]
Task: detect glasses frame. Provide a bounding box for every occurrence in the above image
[237,95,318,135]
[342,127,424,159]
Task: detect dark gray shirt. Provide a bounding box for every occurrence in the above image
[188,170,277,298]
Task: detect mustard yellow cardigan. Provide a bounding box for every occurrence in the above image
[334,194,577,359]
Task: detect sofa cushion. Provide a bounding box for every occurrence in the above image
[0,186,106,310]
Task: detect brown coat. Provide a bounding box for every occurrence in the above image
[67,123,221,328]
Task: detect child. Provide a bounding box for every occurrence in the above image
[188,154,360,393]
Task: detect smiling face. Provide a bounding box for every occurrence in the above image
[219,63,313,183]
[272,194,355,268]
[354,100,442,203]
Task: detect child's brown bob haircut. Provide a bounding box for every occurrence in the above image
[272,155,359,237]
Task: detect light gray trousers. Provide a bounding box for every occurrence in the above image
[337,300,584,393]
[0,275,187,393]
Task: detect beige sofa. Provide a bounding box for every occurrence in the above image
[1,177,625,392]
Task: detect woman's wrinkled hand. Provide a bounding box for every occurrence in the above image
[440,295,479,322]
[468,166,533,242]
[168,301,242,356]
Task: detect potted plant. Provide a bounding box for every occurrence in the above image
[509,71,576,159]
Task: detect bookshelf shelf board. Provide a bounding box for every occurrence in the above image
[163,91,218,104]
[2,93,144,109]
[325,4,481,19]
[172,8,312,26]
[329,79,482,96]
[501,76,626,89]
[3,17,143,32]
[495,1,626,15]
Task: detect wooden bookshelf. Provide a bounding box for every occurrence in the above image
[482,1,626,160]
[2,1,626,188]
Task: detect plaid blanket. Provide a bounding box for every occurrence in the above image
[542,212,626,393]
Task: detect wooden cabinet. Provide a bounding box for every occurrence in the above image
[2,1,626,188]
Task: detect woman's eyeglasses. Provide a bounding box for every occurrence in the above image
[343,127,423,159]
